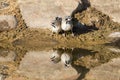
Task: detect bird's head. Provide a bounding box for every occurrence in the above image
[65,16,72,21]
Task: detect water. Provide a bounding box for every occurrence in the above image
[0,42,120,80]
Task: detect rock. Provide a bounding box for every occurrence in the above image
[18,51,78,80]
[85,58,120,80]
[0,1,9,10]
[107,32,120,49]
[108,47,120,53]
[0,50,16,62]
[0,15,17,31]
[89,0,120,23]
[108,32,120,38]
[0,74,6,80]
[18,0,81,29]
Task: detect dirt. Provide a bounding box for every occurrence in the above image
[0,0,120,48]
[0,0,120,80]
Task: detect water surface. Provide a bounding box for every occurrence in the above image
[0,42,119,80]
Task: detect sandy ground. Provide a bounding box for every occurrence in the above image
[0,0,119,48]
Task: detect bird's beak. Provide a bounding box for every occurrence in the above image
[65,64,71,68]
[50,56,55,59]
[51,25,55,28]
[53,25,56,28]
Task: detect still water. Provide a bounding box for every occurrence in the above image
[0,41,120,80]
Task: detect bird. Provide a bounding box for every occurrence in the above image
[51,17,62,34]
[61,16,74,36]
[61,52,73,67]
[50,48,63,63]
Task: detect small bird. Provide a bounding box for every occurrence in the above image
[61,53,73,67]
[51,17,62,34]
[50,49,62,63]
[61,16,74,36]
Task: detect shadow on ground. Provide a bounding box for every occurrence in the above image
[71,48,97,80]
[71,0,98,35]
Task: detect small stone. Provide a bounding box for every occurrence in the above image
[0,74,6,80]
[0,50,16,62]
[0,15,17,32]
[108,32,120,38]
[0,2,9,10]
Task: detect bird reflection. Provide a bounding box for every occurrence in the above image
[105,32,120,52]
[61,51,73,67]
[50,48,63,63]
[50,48,73,67]
[50,47,98,80]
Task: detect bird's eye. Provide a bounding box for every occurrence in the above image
[51,56,55,59]
[59,18,62,21]
[65,18,68,21]
[56,17,59,20]
[65,64,67,67]
[52,22,55,25]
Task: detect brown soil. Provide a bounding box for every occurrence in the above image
[0,0,120,49]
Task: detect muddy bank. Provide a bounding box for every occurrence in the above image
[0,5,120,48]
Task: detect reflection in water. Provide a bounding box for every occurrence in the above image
[50,48,98,67]
[18,51,78,80]
[50,48,98,80]
[61,52,73,67]
[49,47,120,80]
[105,38,120,53]
[50,48,63,63]
[106,32,120,52]
[85,58,120,80]
[0,44,120,80]
[50,48,73,67]
[18,47,98,80]
[0,47,16,80]
[108,47,120,53]
[71,48,97,80]
[0,47,16,62]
